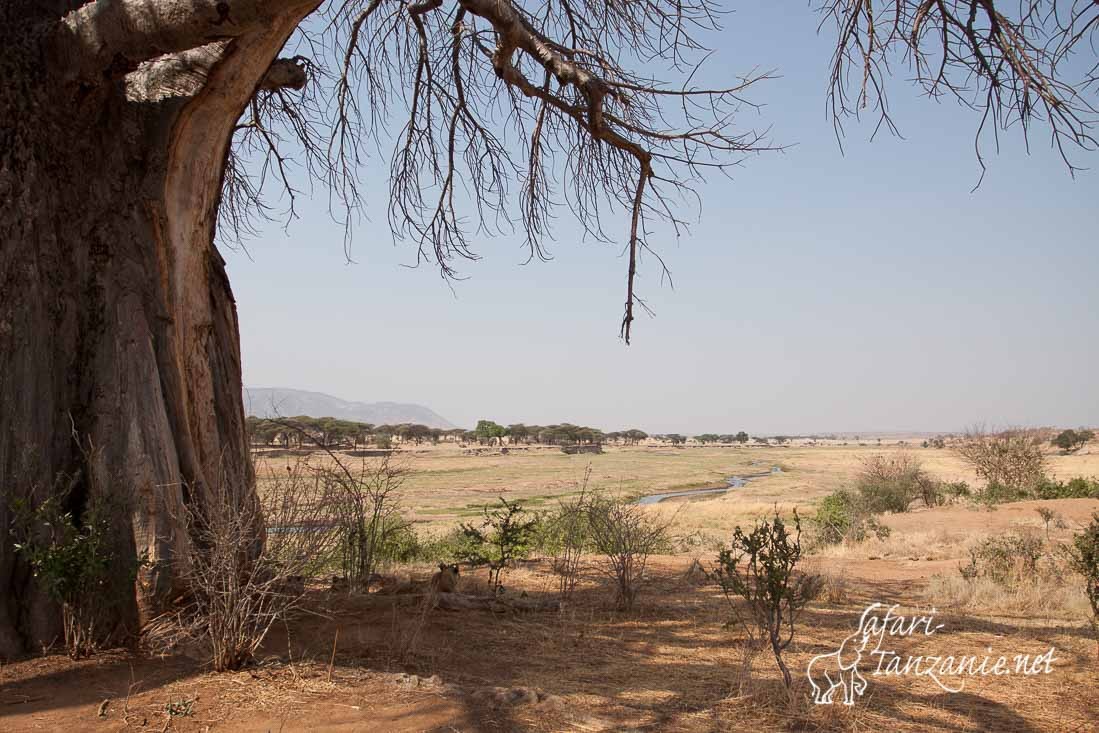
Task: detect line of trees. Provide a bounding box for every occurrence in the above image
[489,423,649,447]
[246,416,466,449]
[694,432,751,445]
[247,417,772,450]
[255,420,1006,451]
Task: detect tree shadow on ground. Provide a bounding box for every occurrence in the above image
[297,561,1091,732]
[3,558,1091,732]
[0,650,198,721]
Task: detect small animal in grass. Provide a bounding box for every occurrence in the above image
[431,563,460,593]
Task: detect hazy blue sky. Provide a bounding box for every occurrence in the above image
[229,4,1098,434]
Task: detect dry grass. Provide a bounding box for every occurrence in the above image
[813,527,970,562]
[926,572,1092,621]
[255,442,1099,538]
[5,442,1098,731]
[5,552,1098,732]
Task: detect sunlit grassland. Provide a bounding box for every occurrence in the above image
[254,441,1099,537]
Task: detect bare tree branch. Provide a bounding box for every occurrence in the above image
[213,1,1097,342]
[274,0,773,342]
[820,0,1099,178]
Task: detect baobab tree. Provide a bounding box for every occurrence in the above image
[1,0,1096,656]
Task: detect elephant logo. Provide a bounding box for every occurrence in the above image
[806,603,886,705]
[806,630,870,705]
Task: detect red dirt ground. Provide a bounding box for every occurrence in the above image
[3,499,1099,732]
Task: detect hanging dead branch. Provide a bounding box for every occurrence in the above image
[211,1,1098,339]
[218,0,773,342]
[819,0,1099,180]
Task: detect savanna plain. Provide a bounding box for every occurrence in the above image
[3,440,1098,732]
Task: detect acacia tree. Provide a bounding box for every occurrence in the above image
[2,0,1097,657]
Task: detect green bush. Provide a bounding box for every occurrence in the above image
[942,481,972,499]
[714,510,820,689]
[411,525,483,564]
[811,490,891,546]
[1052,429,1093,454]
[854,453,942,512]
[457,497,538,592]
[11,492,141,658]
[1034,477,1099,500]
[1067,514,1099,643]
[960,530,1045,585]
[977,481,1028,505]
[977,476,1099,504]
[372,516,423,565]
[857,481,915,513]
[533,504,593,556]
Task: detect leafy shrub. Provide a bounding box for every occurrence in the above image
[11,491,138,659]
[1067,514,1099,655]
[714,510,820,689]
[960,530,1045,585]
[531,505,581,557]
[942,481,972,499]
[855,453,941,512]
[1034,476,1099,500]
[976,481,1028,505]
[372,516,423,565]
[811,490,891,546]
[408,525,477,564]
[1052,429,1093,454]
[458,497,538,592]
[977,476,1099,505]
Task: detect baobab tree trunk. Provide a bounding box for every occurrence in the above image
[0,0,318,658]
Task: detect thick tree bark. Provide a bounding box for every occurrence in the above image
[0,0,318,658]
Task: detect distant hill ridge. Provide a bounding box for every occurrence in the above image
[244,387,457,430]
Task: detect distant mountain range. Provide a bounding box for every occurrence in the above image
[243,388,457,429]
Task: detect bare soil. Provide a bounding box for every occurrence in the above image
[4,445,1098,731]
[3,537,1097,731]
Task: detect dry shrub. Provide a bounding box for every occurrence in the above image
[955,426,1047,493]
[175,457,339,671]
[960,529,1044,583]
[388,590,437,668]
[587,494,673,610]
[928,527,1091,621]
[325,454,411,593]
[819,568,851,605]
[799,558,851,606]
[544,466,592,603]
